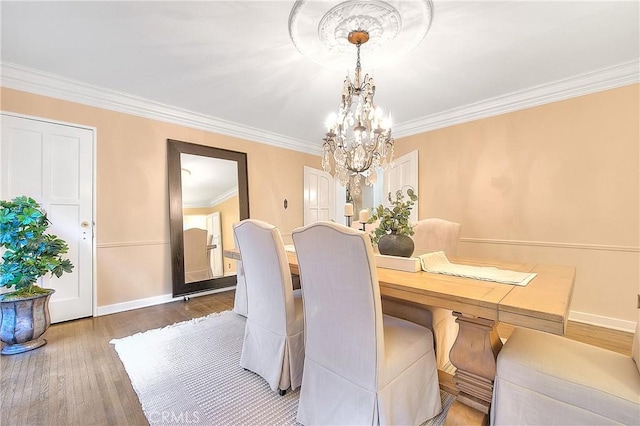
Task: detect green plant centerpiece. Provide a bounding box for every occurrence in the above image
[0,196,74,355]
[368,188,418,257]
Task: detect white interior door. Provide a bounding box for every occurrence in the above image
[303,166,335,225]
[1,114,94,323]
[335,182,347,225]
[206,212,223,278]
[383,150,419,223]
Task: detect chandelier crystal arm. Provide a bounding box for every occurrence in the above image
[322,29,395,196]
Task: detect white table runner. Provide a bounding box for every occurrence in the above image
[418,251,536,286]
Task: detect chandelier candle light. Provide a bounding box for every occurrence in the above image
[322,30,394,197]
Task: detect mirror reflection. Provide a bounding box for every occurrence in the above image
[167,139,249,297]
[181,153,238,283]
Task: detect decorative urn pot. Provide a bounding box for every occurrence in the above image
[0,289,55,355]
[1,196,74,356]
[368,188,418,258]
[378,233,415,258]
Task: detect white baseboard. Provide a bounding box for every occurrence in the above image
[95,287,235,317]
[569,310,637,333]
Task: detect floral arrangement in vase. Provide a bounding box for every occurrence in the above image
[368,188,417,257]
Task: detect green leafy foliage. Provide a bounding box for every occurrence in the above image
[0,196,74,297]
[368,188,418,244]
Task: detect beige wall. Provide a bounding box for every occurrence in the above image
[3,84,638,327]
[1,88,321,307]
[395,84,640,326]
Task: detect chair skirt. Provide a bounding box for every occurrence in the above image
[240,296,304,392]
[296,315,442,425]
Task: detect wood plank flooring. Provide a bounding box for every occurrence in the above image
[0,290,634,426]
[1,291,234,426]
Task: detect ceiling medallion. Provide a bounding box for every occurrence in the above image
[289,0,434,70]
[318,1,401,54]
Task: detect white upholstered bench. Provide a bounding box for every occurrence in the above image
[491,323,640,425]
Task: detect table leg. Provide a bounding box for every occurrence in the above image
[445,312,503,426]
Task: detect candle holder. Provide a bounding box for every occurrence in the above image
[358,209,370,232]
[344,202,354,227]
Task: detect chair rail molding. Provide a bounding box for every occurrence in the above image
[96,240,170,249]
[460,237,639,253]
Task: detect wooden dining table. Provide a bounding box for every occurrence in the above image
[224,248,576,426]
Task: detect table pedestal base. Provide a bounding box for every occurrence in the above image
[445,313,503,426]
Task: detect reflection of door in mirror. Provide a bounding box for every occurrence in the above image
[206,212,223,277]
[167,139,249,297]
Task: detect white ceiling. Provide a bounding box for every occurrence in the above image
[180,153,238,208]
[1,0,639,157]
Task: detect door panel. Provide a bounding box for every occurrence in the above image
[4,127,43,197]
[383,150,419,223]
[50,133,81,199]
[48,204,81,302]
[304,166,335,225]
[1,114,94,323]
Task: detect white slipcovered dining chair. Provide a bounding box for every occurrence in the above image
[232,240,300,317]
[232,260,248,316]
[412,218,461,257]
[233,219,304,395]
[384,218,462,371]
[292,221,442,425]
[183,228,213,283]
[232,229,248,316]
[491,322,640,425]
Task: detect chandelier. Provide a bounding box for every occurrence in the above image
[321,30,394,197]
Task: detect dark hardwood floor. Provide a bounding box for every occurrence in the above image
[0,289,633,425]
[1,290,234,426]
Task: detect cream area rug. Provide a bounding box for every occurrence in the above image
[111,310,453,425]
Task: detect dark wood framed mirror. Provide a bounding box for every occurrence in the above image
[167,139,249,297]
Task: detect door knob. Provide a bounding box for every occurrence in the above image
[81,221,90,228]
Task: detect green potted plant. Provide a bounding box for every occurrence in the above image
[368,188,418,257]
[0,196,74,355]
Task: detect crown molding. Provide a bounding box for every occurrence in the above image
[183,187,238,209]
[208,187,238,207]
[0,62,320,155]
[3,60,638,150]
[393,60,640,138]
